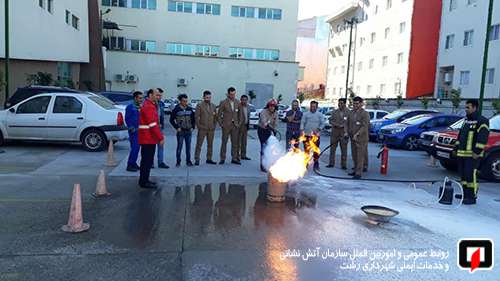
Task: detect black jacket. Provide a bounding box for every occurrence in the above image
[456,112,489,157]
[170,105,195,131]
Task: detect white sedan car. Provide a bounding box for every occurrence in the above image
[0,92,128,151]
[249,108,263,129]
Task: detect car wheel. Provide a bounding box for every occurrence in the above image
[480,153,500,182]
[403,136,418,150]
[81,129,107,152]
[439,160,457,171]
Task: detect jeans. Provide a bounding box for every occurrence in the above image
[176,130,192,163]
[285,130,301,151]
[139,144,156,185]
[127,132,140,166]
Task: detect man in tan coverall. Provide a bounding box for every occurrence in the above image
[347,96,370,179]
[238,94,251,161]
[327,98,349,170]
[194,90,218,166]
[218,87,241,165]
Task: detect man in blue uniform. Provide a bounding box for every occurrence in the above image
[125,91,143,172]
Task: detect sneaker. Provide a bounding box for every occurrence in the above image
[147,181,157,186]
[187,161,194,167]
[176,162,181,167]
[326,164,334,168]
[242,157,251,160]
[158,163,170,169]
[195,160,200,166]
[139,182,157,189]
[206,160,217,165]
[231,160,242,165]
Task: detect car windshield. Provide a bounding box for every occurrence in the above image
[89,96,116,110]
[402,115,432,125]
[449,118,465,130]
[490,115,500,131]
[383,110,409,120]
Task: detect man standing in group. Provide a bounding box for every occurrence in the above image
[347,96,370,179]
[138,89,164,189]
[285,100,303,150]
[300,100,325,170]
[125,91,143,172]
[327,98,349,170]
[238,94,251,161]
[156,88,169,169]
[455,99,489,205]
[194,90,218,166]
[170,94,196,167]
[218,87,241,165]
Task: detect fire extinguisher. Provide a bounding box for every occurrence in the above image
[377,145,389,175]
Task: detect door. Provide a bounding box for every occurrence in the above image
[6,96,52,139]
[46,96,86,140]
[245,83,274,108]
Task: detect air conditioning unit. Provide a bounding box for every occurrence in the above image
[125,74,138,83]
[114,74,125,82]
[177,78,188,87]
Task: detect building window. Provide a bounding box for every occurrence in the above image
[341,66,346,73]
[380,84,386,94]
[358,62,363,71]
[397,53,404,64]
[449,0,457,11]
[490,24,500,41]
[104,0,127,7]
[467,0,477,5]
[65,10,71,24]
[371,32,376,43]
[385,27,390,39]
[369,58,374,69]
[105,36,126,50]
[386,0,392,9]
[367,85,372,94]
[228,47,278,60]
[400,22,406,33]
[486,68,495,84]
[39,0,45,9]
[71,15,80,29]
[168,1,193,13]
[127,39,156,52]
[445,34,455,49]
[47,0,54,13]
[459,71,470,85]
[232,6,282,20]
[197,3,221,15]
[167,43,219,56]
[382,56,388,67]
[464,30,474,46]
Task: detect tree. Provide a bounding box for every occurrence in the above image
[372,95,382,109]
[26,72,53,86]
[492,98,500,115]
[297,92,305,103]
[450,88,461,113]
[396,94,404,108]
[419,96,429,109]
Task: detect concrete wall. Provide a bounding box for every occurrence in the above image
[106,51,298,107]
[435,0,500,99]
[0,0,89,63]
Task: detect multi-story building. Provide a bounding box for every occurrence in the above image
[0,0,90,105]
[325,0,442,101]
[435,0,500,99]
[100,0,299,107]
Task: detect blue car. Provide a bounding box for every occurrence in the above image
[380,114,462,150]
[369,109,438,141]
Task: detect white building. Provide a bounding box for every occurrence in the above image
[0,0,90,104]
[435,0,500,99]
[325,0,442,101]
[100,0,299,107]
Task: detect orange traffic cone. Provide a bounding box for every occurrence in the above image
[92,170,111,198]
[62,184,90,233]
[106,140,116,167]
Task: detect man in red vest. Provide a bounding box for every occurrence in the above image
[138,89,165,188]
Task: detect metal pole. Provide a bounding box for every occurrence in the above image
[4,0,9,107]
[345,19,354,100]
[478,0,494,115]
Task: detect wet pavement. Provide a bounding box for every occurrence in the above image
[1,126,499,280]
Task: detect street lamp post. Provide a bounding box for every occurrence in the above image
[478,0,494,115]
[344,18,357,100]
[4,0,9,108]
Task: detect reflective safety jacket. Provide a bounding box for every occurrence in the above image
[138,98,164,145]
[456,112,489,158]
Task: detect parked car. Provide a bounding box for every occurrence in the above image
[0,92,128,152]
[250,108,263,129]
[380,114,462,150]
[418,118,464,154]
[163,98,177,114]
[367,109,389,120]
[190,99,202,108]
[370,109,439,141]
[277,104,290,121]
[99,91,134,106]
[6,86,79,108]
[434,114,500,181]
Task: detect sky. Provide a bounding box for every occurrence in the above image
[298,0,349,20]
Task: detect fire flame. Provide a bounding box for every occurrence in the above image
[269,133,320,183]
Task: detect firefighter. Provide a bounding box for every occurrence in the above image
[125,91,143,172]
[326,98,349,170]
[138,89,165,189]
[455,99,489,205]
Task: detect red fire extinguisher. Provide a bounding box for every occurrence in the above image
[377,145,389,175]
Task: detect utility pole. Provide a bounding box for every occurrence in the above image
[478,0,494,115]
[344,18,357,100]
[4,0,9,107]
